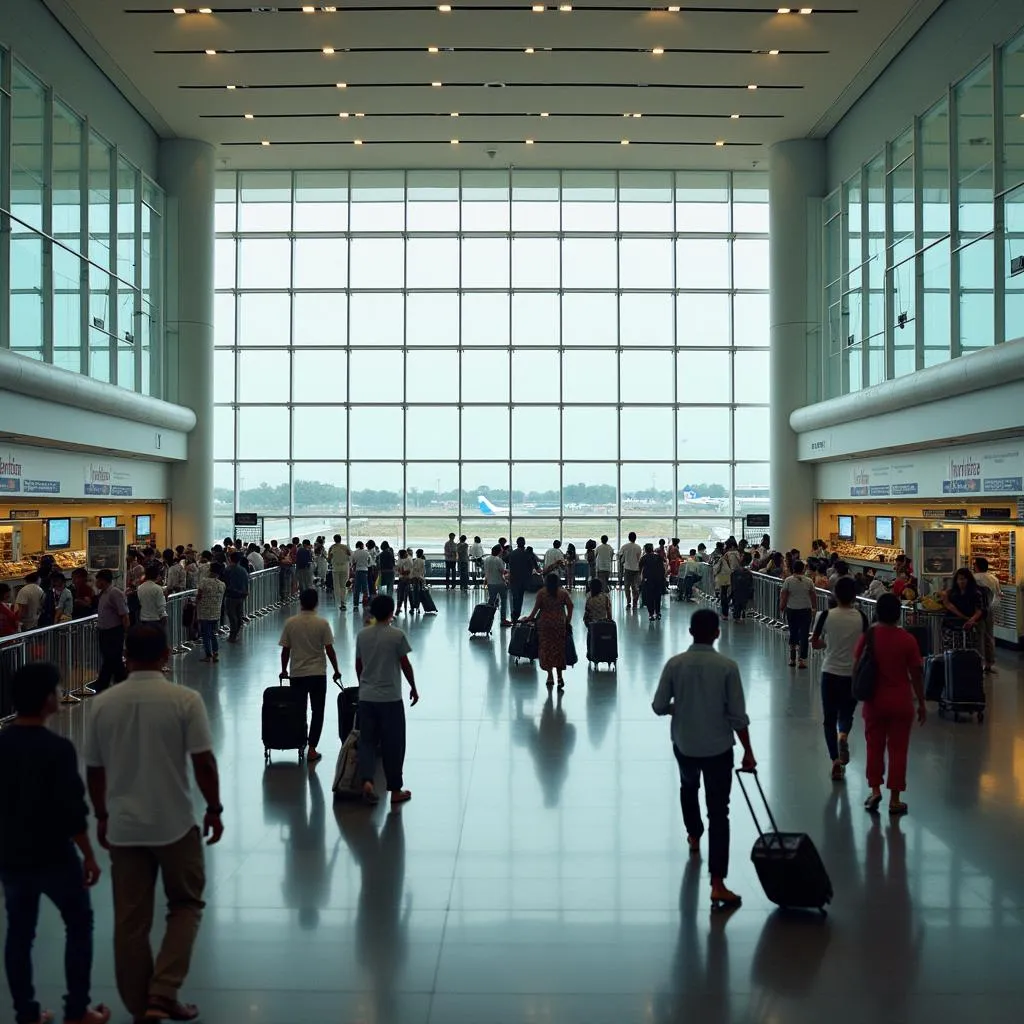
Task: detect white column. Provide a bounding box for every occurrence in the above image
[769,140,825,553]
[159,139,215,547]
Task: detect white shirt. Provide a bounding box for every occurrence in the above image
[165,562,187,593]
[280,611,335,678]
[619,542,642,572]
[483,554,507,585]
[248,551,265,571]
[15,582,44,631]
[351,548,371,571]
[781,573,816,610]
[816,606,867,677]
[83,671,214,846]
[595,544,614,572]
[974,570,1002,610]
[469,542,484,560]
[543,547,564,570]
[396,556,413,578]
[137,579,167,622]
[411,557,426,580]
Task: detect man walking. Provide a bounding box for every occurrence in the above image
[84,627,223,1022]
[595,535,614,593]
[223,551,249,643]
[295,540,315,593]
[279,588,342,764]
[652,608,756,910]
[328,534,352,610]
[483,544,511,627]
[0,663,109,1024]
[618,532,643,611]
[355,595,419,806]
[443,533,458,590]
[508,537,537,623]
[94,569,129,691]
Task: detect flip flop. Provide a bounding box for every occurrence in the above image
[864,794,882,814]
[143,999,199,1021]
[390,790,413,805]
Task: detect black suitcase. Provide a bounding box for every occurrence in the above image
[924,654,945,701]
[262,681,308,762]
[507,620,539,663]
[419,588,438,615]
[565,626,578,667]
[737,769,833,913]
[336,679,358,740]
[586,620,618,668]
[938,645,985,723]
[468,599,498,637]
[904,623,930,658]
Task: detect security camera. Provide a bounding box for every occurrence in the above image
[486,148,498,160]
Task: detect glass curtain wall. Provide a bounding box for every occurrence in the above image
[822,27,1024,398]
[213,169,770,550]
[0,44,163,395]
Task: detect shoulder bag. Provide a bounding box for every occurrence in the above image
[851,626,878,702]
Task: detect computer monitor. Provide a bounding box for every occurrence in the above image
[46,518,71,550]
[135,514,152,540]
[837,515,854,540]
[99,515,117,528]
[875,516,894,545]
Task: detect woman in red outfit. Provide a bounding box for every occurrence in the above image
[854,593,926,816]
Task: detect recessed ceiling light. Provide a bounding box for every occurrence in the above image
[353,139,363,145]
[730,113,740,119]
[324,5,337,11]
[715,140,725,147]
[632,112,642,118]
[777,6,791,12]
[172,7,186,13]
[667,5,680,10]
[525,47,535,53]
[559,3,572,9]
[768,49,779,55]
[260,140,270,146]
[243,112,254,119]
[301,4,314,11]
[354,111,365,117]
[205,49,216,55]
[432,81,443,87]
[336,82,347,88]
[747,83,758,90]
[339,111,349,118]
[620,139,629,145]
[525,138,535,144]
[540,111,549,117]
[428,45,439,53]
[799,6,813,12]
[532,3,545,9]
[226,84,236,89]
[451,111,459,117]
[450,138,459,144]
[197,7,212,12]
[438,3,452,10]
[322,46,335,54]
[652,47,664,55]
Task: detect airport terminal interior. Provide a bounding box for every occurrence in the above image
[2,0,1024,1021]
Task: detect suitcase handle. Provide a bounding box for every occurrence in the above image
[735,769,783,846]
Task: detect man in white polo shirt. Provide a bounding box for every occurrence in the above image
[618,531,643,611]
[84,626,222,1024]
[279,587,342,764]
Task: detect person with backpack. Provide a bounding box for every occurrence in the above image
[779,559,816,668]
[973,556,1001,673]
[854,593,926,816]
[728,553,755,622]
[811,576,867,781]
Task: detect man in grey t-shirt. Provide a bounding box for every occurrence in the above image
[354,594,419,806]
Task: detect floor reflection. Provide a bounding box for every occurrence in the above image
[515,690,578,807]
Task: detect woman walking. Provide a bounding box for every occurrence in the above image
[779,559,816,668]
[564,543,578,592]
[640,543,666,621]
[585,540,597,584]
[525,573,574,690]
[940,567,984,649]
[855,593,926,816]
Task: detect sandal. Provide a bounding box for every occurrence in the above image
[65,1007,112,1024]
[390,790,413,805]
[143,998,199,1021]
[864,793,882,813]
[710,887,742,911]
[830,762,845,782]
[686,835,701,857]
[889,801,908,816]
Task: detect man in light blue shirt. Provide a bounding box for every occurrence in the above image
[652,608,756,910]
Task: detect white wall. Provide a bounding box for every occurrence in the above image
[3,0,157,175]
[826,0,1024,189]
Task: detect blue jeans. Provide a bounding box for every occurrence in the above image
[353,570,369,606]
[199,619,219,656]
[488,582,508,620]
[2,856,94,1023]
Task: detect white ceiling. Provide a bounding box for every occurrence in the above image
[45,0,945,170]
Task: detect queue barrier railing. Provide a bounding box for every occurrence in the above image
[1,567,288,723]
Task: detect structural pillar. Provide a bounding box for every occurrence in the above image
[159,139,215,546]
[768,139,825,554]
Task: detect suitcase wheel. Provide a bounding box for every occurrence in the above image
[264,748,270,761]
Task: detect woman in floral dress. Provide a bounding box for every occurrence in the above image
[526,572,574,690]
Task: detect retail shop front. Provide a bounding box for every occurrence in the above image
[0,443,169,590]
[813,440,1024,648]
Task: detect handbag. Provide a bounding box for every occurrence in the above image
[565,625,578,667]
[851,626,878,702]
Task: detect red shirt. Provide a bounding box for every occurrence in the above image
[0,603,17,637]
[854,624,922,711]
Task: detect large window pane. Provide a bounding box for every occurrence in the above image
[512,237,560,288]
[239,239,291,289]
[350,238,404,288]
[293,293,346,347]
[294,238,347,289]
[678,350,731,404]
[514,406,560,460]
[733,293,769,348]
[293,406,347,460]
[562,293,616,347]
[462,350,510,403]
[407,238,459,288]
[462,407,509,461]
[679,408,730,461]
[676,172,730,231]
[350,408,403,459]
[513,292,559,347]
[621,351,674,404]
[620,293,673,348]
[350,172,405,231]
[621,408,673,460]
[350,348,403,393]
[239,293,290,346]
[677,239,730,289]
[563,349,616,403]
[407,407,459,459]
[407,293,458,346]
[619,171,674,231]
[239,350,289,403]
[562,172,616,232]
[733,239,769,290]
[239,171,292,232]
[734,352,769,403]
[620,238,673,289]
[733,408,770,460]
[407,171,459,231]
[462,238,510,289]
[621,463,674,514]
[407,349,459,403]
[293,350,345,403]
[562,237,617,289]
[294,171,347,231]
[563,407,616,460]
[238,407,289,459]
[563,464,618,512]
[406,464,459,513]
[512,349,559,403]
[462,293,510,346]
[512,170,560,231]
[678,293,730,347]
[350,293,403,346]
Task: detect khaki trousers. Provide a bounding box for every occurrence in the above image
[110,827,206,1017]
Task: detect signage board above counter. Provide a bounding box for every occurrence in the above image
[815,440,1024,504]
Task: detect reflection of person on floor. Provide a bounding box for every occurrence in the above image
[336,810,409,1020]
[514,691,577,807]
[281,770,338,930]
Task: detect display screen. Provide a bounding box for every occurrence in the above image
[875,516,894,545]
[135,514,152,540]
[47,518,71,549]
[837,515,854,540]
[99,516,117,528]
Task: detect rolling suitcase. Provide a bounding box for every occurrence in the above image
[737,769,833,913]
[507,620,539,663]
[586,620,618,668]
[336,678,358,740]
[419,587,438,615]
[262,679,308,762]
[565,626,578,667]
[938,630,985,722]
[924,655,945,701]
[468,597,499,637]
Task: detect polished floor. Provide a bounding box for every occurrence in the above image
[14,585,1024,1024]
